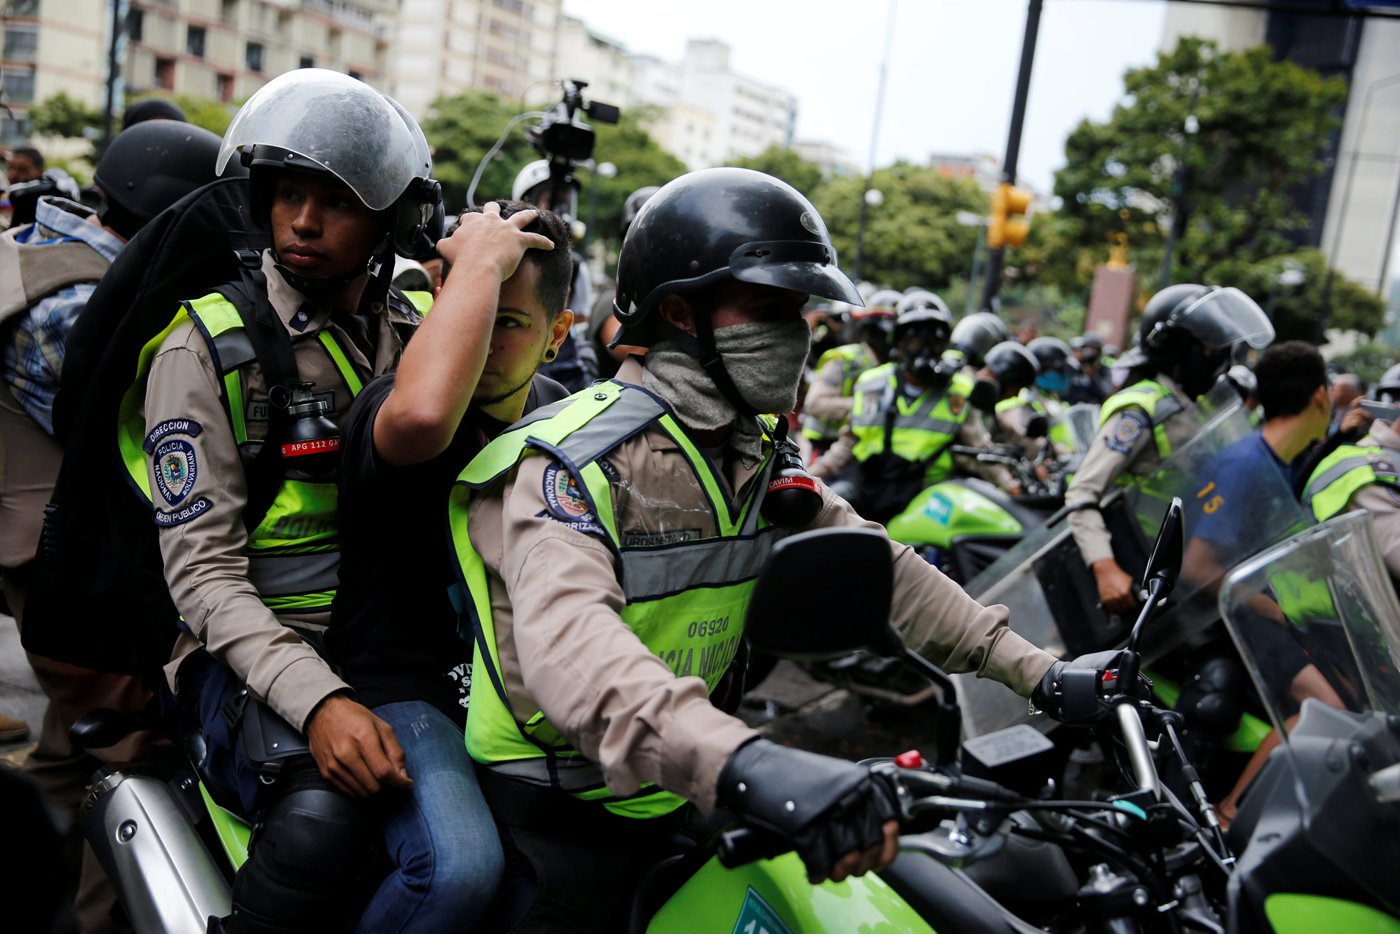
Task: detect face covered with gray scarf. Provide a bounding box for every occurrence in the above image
[643,283,812,433]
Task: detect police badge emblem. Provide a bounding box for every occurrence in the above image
[154,439,198,505]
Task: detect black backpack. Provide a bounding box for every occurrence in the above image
[23,178,273,677]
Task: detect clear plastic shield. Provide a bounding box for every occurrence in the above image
[955,380,1311,737]
[216,69,431,212]
[1062,403,1101,456]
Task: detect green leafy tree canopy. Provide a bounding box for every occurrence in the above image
[29,92,103,138]
[815,161,988,291]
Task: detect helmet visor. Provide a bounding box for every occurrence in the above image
[216,69,431,212]
[728,240,863,306]
[1176,287,1275,351]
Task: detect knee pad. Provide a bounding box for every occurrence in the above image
[1176,654,1244,737]
[224,786,370,934]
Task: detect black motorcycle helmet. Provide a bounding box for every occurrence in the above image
[971,340,1040,413]
[1078,331,1104,365]
[612,167,862,417]
[1117,284,1274,399]
[122,96,187,127]
[1027,336,1072,374]
[218,68,444,297]
[620,186,660,238]
[94,121,231,240]
[949,311,1010,368]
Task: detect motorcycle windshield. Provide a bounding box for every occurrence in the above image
[1219,511,1400,747]
[958,380,1310,736]
[1062,403,1101,456]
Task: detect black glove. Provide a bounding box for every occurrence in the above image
[718,738,898,879]
[1032,650,1152,723]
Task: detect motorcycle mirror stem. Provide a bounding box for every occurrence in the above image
[1118,497,1185,696]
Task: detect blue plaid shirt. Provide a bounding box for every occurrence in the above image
[2,198,125,434]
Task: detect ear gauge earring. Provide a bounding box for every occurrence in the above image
[544,348,557,363]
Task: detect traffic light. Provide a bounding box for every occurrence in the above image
[986,182,1032,249]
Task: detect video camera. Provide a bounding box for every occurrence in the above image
[524,79,618,223]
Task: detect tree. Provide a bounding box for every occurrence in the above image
[813,161,988,291]
[421,91,537,212]
[727,145,824,199]
[583,105,688,250]
[29,92,102,138]
[1206,249,1386,343]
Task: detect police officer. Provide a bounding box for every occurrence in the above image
[134,70,441,934]
[1,120,228,934]
[811,301,1019,521]
[995,336,1074,458]
[449,168,1057,931]
[1063,284,1274,615]
[1303,364,1400,580]
[799,290,914,453]
[1068,331,1112,404]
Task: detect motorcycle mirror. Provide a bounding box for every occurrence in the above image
[744,528,895,660]
[1141,497,1185,599]
[1026,413,1050,440]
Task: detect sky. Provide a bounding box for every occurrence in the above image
[560,0,1171,195]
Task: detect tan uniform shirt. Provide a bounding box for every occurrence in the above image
[144,251,418,730]
[809,403,1018,490]
[467,358,1055,811]
[1341,419,1400,580]
[802,343,879,425]
[1064,373,1196,566]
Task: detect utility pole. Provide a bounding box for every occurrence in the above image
[852,0,896,285]
[100,0,123,152]
[981,0,1042,313]
[1158,81,1200,290]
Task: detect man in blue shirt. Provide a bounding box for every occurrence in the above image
[1181,341,1344,827]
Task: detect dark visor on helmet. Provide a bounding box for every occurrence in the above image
[728,240,863,306]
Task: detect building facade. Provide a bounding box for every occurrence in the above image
[1,0,109,142]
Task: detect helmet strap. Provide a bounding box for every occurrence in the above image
[657,306,759,420]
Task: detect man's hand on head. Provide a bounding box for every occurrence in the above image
[305,693,413,798]
[436,201,555,282]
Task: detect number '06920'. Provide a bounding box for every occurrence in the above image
[687,616,729,639]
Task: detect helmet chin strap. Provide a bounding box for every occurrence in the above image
[273,235,394,310]
[657,307,760,420]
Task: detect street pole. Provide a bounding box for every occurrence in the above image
[853,0,897,285]
[100,0,122,152]
[967,222,987,315]
[981,0,1042,313]
[1158,82,1200,290]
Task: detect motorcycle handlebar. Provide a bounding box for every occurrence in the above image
[717,826,790,869]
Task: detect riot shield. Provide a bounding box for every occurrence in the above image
[1061,403,1101,457]
[953,379,1312,738]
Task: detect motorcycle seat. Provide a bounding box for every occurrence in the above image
[878,853,1046,934]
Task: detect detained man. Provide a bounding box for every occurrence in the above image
[326,201,572,933]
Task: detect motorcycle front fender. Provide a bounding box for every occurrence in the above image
[646,852,934,934]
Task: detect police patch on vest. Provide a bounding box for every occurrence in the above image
[143,418,202,453]
[153,496,212,527]
[622,529,699,547]
[542,462,594,520]
[1105,410,1149,454]
[154,439,198,505]
[948,395,965,416]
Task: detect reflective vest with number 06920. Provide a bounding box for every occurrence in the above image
[849,363,975,484]
[116,288,432,614]
[449,381,788,819]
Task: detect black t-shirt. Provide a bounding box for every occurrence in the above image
[326,371,569,726]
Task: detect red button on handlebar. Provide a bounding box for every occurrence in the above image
[1101,670,1118,681]
[895,750,924,768]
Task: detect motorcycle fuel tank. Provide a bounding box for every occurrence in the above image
[886,480,1024,551]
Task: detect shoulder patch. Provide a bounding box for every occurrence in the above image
[535,509,606,537]
[153,495,213,527]
[1105,409,1150,454]
[154,439,199,505]
[144,418,203,453]
[948,395,965,416]
[542,462,595,521]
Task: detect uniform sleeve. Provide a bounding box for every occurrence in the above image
[809,425,857,479]
[954,413,1018,490]
[145,338,347,730]
[810,484,1056,695]
[802,358,855,423]
[1352,484,1400,580]
[497,455,758,811]
[1064,409,1154,567]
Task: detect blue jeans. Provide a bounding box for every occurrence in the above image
[356,701,504,934]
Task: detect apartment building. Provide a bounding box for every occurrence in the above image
[553,13,631,109]
[123,0,393,102]
[1,0,110,142]
[388,0,561,118]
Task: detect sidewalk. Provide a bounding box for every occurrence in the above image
[0,612,45,763]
